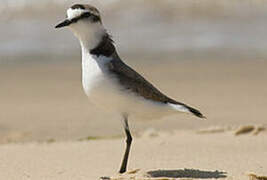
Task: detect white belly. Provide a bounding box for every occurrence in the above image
[81,51,175,120]
[85,76,175,120]
[82,61,176,121]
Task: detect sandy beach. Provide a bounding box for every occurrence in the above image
[0,59,266,179]
[0,130,266,180]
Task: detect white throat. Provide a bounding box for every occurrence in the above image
[69,20,105,50]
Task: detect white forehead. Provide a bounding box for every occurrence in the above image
[67,8,89,19]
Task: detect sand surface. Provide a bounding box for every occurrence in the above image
[0,130,266,180]
[0,59,267,179]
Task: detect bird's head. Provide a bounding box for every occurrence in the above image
[55,4,106,49]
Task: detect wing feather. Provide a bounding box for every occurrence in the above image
[107,58,205,118]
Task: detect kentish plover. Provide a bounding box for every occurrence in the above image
[55,4,205,173]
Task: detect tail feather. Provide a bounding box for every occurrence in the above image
[168,103,205,119]
[185,105,206,118]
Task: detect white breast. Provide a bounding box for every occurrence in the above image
[81,49,127,114]
[81,46,125,111]
[81,47,108,96]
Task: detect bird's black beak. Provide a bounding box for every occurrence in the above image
[55,19,72,28]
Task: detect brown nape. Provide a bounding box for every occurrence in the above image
[90,33,115,57]
[83,4,100,15]
[71,4,85,10]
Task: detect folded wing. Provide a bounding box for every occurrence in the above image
[107,57,205,118]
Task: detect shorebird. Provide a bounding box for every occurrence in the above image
[55,4,205,173]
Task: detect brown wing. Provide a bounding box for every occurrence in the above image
[108,58,176,103]
[107,58,205,118]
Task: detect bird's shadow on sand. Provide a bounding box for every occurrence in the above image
[146,168,227,179]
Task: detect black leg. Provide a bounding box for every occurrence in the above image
[119,115,132,173]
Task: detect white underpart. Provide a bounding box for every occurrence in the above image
[67,8,89,20]
[168,103,190,113]
[81,45,111,96]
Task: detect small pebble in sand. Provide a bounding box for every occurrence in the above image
[125,169,141,174]
[99,177,111,180]
[247,172,267,180]
[253,126,266,135]
[235,125,255,136]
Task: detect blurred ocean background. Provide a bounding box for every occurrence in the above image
[1,0,267,64]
